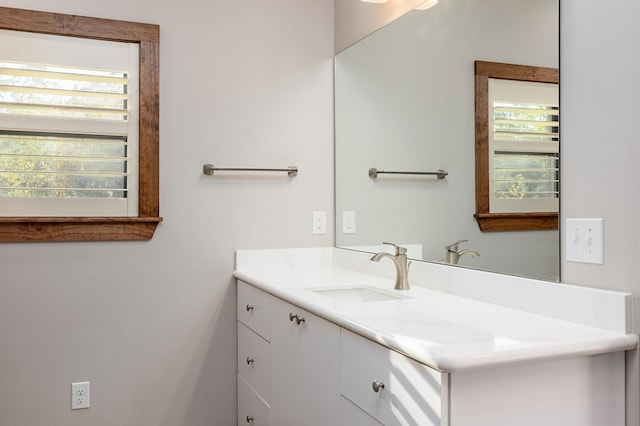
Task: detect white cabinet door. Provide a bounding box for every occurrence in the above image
[270,297,341,426]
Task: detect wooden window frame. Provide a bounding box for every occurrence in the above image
[474,60,558,232]
[0,7,161,242]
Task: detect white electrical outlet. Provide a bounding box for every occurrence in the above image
[71,381,90,410]
[312,211,327,235]
[566,218,604,264]
[342,211,356,234]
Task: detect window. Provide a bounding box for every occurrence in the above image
[0,7,160,241]
[0,30,139,217]
[474,61,558,232]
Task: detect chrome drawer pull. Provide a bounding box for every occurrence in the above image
[295,316,305,325]
[246,415,254,423]
[245,304,254,312]
[246,357,254,365]
[372,380,385,393]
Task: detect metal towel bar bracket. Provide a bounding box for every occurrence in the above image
[368,168,448,179]
[203,164,298,177]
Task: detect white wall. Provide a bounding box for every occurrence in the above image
[335,0,559,280]
[561,1,640,423]
[0,1,334,425]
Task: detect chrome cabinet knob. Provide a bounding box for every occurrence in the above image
[246,304,254,312]
[246,357,254,365]
[372,380,385,393]
[246,415,254,423]
[295,316,305,325]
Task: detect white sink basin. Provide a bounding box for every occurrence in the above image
[311,286,410,303]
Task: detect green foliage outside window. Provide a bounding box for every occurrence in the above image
[0,62,129,198]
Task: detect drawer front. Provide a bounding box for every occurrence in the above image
[238,322,271,403]
[341,396,383,426]
[341,329,444,426]
[238,376,270,426]
[237,281,271,340]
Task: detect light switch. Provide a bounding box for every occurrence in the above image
[566,218,604,264]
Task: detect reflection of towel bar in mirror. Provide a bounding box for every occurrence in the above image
[203,164,298,177]
[368,168,448,179]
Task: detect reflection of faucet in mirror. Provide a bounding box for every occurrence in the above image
[445,240,479,265]
[370,242,410,290]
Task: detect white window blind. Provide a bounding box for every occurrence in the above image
[0,29,139,217]
[488,78,559,214]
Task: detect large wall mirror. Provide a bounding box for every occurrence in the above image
[335,0,559,281]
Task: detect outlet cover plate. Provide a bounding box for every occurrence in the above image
[312,211,327,235]
[71,381,90,410]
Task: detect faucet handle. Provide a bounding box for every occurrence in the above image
[382,242,407,256]
[445,239,468,252]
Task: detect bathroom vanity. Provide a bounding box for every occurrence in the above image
[234,248,637,426]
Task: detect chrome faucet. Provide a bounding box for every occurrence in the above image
[370,242,410,290]
[445,240,479,265]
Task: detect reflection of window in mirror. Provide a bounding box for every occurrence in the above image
[474,61,558,232]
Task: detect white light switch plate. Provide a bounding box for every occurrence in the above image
[566,218,604,264]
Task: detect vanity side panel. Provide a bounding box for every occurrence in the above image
[448,352,625,426]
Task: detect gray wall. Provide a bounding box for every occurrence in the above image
[335,0,559,280]
[1,0,639,425]
[0,0,334,425]
[561,1,640,423]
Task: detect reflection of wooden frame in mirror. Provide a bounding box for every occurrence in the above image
[474,60,558,232]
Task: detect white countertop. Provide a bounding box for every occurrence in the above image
[234,248,638,372]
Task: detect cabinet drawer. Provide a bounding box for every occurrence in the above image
[237,281,271,340]
[341,329,445,426]
[341,396,383,425]
[238,322,271,404]
[238,376,270,426]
